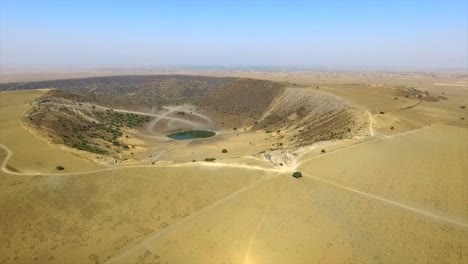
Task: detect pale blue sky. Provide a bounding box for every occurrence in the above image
[1,0,467,69]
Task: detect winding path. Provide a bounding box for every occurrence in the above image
[0,144,282,176]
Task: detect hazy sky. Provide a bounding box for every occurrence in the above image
[1,0,467,69]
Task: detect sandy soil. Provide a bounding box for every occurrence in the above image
[0,71,467,264]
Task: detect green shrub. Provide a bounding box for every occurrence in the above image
[292,171,302,178]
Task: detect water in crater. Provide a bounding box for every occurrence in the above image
[167,130,216,140]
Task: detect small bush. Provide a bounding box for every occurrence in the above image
[379,111,385,114]
[292,171,302,178]
[221,149,228,153]
[390,126,395,130]
[56,166,64,171]
[204,158,216,162]
[461,106,466,109]
[321,149,326,153]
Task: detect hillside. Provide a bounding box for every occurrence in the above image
[0,75,234,111]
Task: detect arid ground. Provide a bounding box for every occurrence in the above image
[0,70,467,264]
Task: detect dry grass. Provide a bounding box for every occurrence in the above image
[0,70,467,264]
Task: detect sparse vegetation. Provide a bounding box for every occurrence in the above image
[380,111,385,114]
[321,149,326,153]
[26,92,152,155]
[221,149,228,153]
[204,158,216,162]
[56,165,64,171]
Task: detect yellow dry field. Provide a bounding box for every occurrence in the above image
[0,155,270,263]
[1,71,467,264]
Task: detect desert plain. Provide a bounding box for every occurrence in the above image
[0,69,467,264]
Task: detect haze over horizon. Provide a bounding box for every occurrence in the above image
[1,0,467,70]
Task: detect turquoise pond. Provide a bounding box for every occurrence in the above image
[167,130,216,140]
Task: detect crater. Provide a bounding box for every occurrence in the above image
[8,75,372,164]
